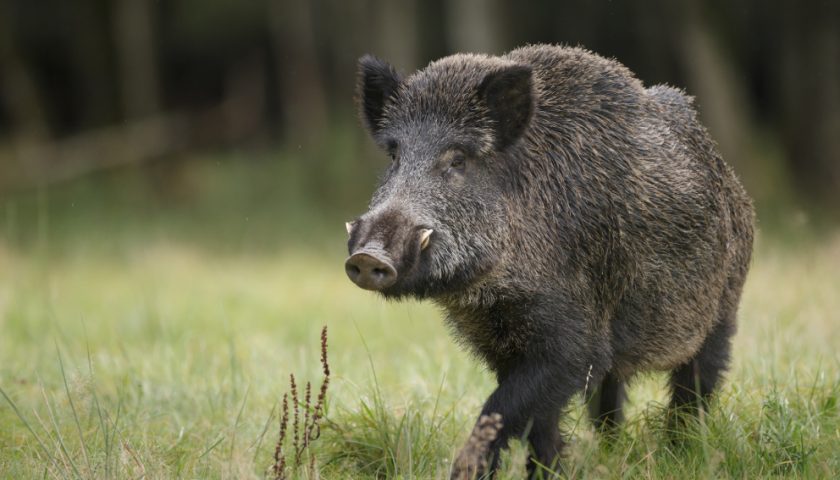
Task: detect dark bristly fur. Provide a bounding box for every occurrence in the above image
[348,44,755,478]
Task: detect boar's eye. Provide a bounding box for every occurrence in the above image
[386,140,399,163]
[449,152,466,173]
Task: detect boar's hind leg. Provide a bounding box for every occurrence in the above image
[587,371,626,433]
[669,304,736,426]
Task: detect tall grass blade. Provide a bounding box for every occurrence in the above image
[56,343,92,474]
[39,378,83,479]
[0,384,65,477]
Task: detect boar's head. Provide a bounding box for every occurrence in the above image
[346,54,534,299]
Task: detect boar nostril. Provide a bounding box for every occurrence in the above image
[345,252,397,291]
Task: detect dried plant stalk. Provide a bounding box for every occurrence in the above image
[451,413,504,480]
[290,373,299,461]
[272,326,331,480]
[272,393,289,479]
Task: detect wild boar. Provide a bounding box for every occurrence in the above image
[345,44,754,477]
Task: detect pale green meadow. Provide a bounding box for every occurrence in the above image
[1,159,838,478]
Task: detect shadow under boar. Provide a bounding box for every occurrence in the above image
[345,44,754,478]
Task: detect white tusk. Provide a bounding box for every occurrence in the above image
[419,229,433,250]
[345,222,353,235]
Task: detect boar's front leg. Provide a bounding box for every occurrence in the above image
[451,346,599,479]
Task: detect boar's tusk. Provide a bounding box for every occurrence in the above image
[419,229,433,250]
[345,222,354,235]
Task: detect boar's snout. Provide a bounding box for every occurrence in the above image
[345,249,397,291]
[345,209,436,293]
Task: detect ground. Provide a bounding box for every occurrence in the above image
[0,158,838,479]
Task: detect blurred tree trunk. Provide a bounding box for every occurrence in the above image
[0,0,50,143]
[68,0,115,129]
[374,0,420,70]
[779,0,840,211]
[113,0,161,120]
[267,0,328,147]
[445,0,503,54]
[0,0,52,185]
[676,2,766,200]
[112,0,179,196]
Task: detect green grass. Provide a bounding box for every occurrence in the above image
[1,158,839,478]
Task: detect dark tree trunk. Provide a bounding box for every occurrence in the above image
[267,0,329,147]
[779,0,840,211]
[113,0,162,120]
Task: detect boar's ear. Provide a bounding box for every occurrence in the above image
[357,55,402,136]
[478,65,534,150]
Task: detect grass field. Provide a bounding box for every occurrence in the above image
[1,158,839,479]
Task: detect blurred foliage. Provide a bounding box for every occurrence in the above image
[1,145,374,257]
[0,0,838,227]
